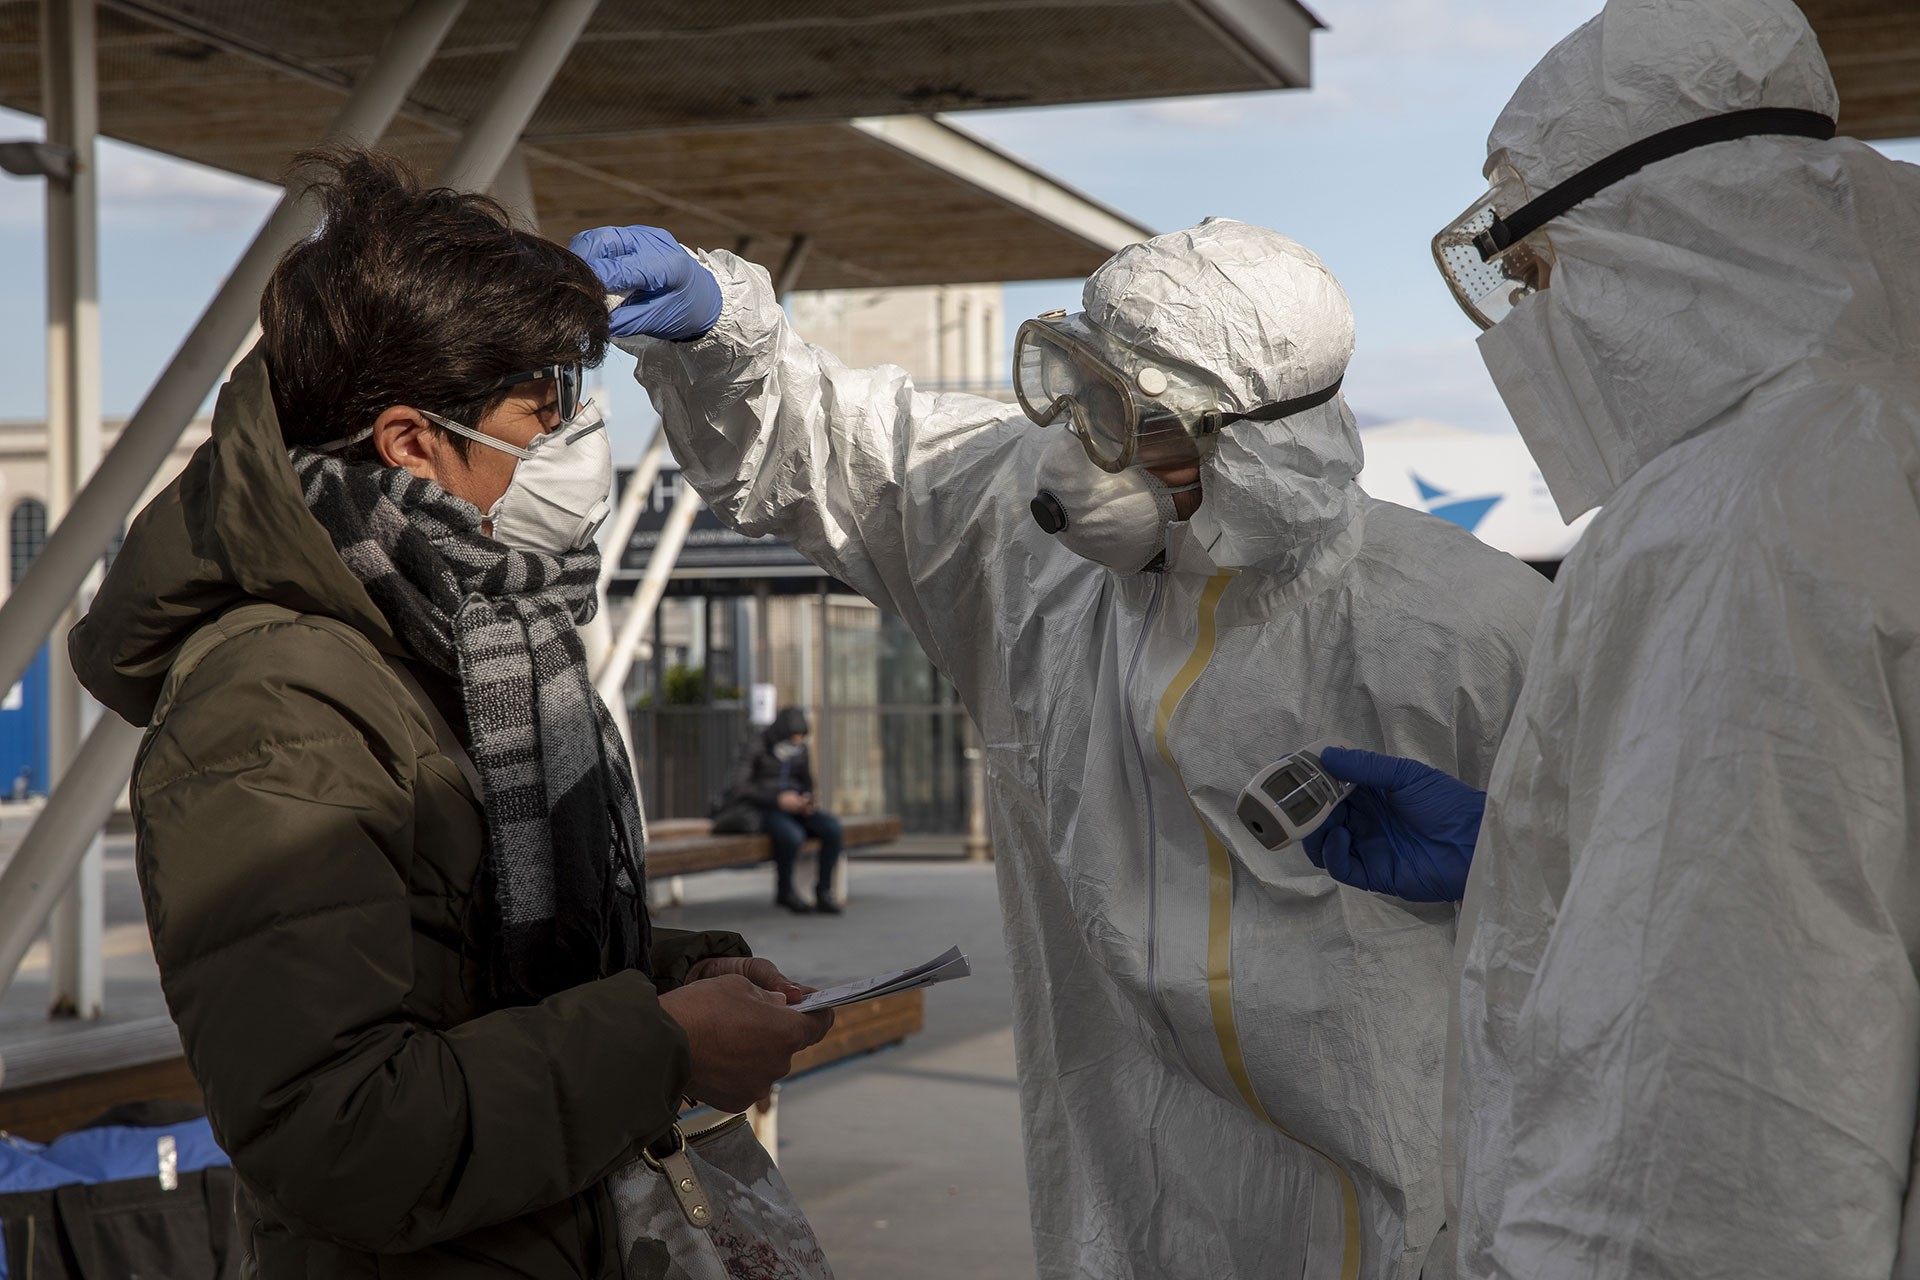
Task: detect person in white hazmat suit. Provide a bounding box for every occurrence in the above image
[570,216,1548,1278]
[1302,1,1920,1276]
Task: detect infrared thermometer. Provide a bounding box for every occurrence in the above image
[1235,737,1354,851]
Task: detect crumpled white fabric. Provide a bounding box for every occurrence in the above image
[1453,2,1920,1277]
[630,221,1546,1279]
[1089,219,1361,570]
[1477,0,1844,522]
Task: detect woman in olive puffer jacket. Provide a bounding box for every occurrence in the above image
[70,148,831,1279]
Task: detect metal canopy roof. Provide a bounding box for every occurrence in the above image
[0,0,1325,287]
[1802,1,1920,142]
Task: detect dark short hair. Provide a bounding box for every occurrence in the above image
[261,146,609,459]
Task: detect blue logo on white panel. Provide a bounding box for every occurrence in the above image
[1413,474,1502,533]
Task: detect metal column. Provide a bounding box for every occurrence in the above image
[589,426,670,676]
[597,475,702,716]
[753,581,773,691]
[771,235,812,297]
[0,718,141,1003]
[40,0,103,1017]
[489,145,538,231]
[963,715,992,861]
[435,0,600,193]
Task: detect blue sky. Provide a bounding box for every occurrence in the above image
[3,0,1917,454]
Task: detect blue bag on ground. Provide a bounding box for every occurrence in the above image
[0,1103,236,1279]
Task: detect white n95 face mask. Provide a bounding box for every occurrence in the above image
[424,401,615,555]
[1028,431,1190,574]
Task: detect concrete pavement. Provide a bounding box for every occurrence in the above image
[658,859,1037,1278]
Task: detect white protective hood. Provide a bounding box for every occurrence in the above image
[632,221,1549,1278]
[1082,218,1362,572]
[1473,0,1872,522]
[1454,1,1920,1277]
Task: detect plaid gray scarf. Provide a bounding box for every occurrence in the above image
[291,448,649,1000]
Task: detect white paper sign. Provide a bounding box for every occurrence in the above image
[750,683,779,726]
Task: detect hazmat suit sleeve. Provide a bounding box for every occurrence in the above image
[626,251,1043,705]
[130,621,691,1254]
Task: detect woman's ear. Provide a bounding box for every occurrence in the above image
[371,406,444,480]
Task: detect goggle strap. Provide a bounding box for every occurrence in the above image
[1222,375,1345,428]
[1476,106,1836,259]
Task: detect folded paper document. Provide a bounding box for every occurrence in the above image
[793,946,971,1013]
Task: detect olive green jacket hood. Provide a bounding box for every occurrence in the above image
[72,348,402,725]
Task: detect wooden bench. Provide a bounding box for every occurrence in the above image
[0,1016,196,1142]
[0,990,926,1147]
[684,986,925,1157]
[646,813,903,905]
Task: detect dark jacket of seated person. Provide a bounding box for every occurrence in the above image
[721,709,844,914]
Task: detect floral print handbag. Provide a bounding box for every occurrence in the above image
[609,1114,835,1280]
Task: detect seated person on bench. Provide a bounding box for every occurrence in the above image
[717,709,845,915]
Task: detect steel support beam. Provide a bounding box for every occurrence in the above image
[771,235,812,298]
[596,427,668,599]
[0,717,142,1004]
[0,0,472,700]
[583,425,664,751]
[489,145,538,231]
[41,0,104,1018]
[436,0,601,193]
[597,474,701,715]
[964,714,992,862]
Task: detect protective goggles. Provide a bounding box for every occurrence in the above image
[1434,106,1836,330]
[1013,311,1344,473]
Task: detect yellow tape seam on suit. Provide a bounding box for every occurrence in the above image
[1151,571,1362,1280]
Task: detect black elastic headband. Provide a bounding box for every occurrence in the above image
[1476,107,1837,260]
[1219,375,1346,429]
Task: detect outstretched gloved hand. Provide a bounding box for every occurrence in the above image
[1302,747,1484,903]
[568,224,723,341]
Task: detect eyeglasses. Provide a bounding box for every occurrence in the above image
[314,360,592,455]
[489,361,585,424]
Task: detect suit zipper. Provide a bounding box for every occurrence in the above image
[1121,576,1202,1079]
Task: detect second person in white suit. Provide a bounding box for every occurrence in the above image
[573,216,1547,1278]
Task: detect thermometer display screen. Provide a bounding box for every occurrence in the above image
[1261,762,1324,826]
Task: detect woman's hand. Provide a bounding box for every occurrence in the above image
[659,973,833,1113]
[684,955,815,1005]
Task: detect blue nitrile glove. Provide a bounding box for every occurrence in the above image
[568,224,723,341]
[1301,747,1485,903]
